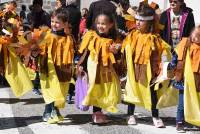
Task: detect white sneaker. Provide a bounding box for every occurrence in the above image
[127,115,137,125]
[152,117,165,128]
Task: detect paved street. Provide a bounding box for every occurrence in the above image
[0,87,200,134]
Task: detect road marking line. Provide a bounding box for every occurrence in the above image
[0,88,19,134]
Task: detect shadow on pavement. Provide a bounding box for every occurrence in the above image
[133,116,176,127]
[59,114,91,125]
[0,98,44,105]
[58,114,128,126]
[0,116,42,130]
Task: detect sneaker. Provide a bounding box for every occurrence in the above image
[32,88,42,95]
[152,117,165,128]
[51,108,64,122]
[42,110,59,124]
[176,123,186,133]
[55,107,64,121]
[127,115,137,125]
[42,110,58,124]
[42,112,51,122]
[47,118,58,124]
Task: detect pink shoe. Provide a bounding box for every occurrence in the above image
[92,112,110,124]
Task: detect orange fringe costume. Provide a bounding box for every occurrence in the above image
[0,8,33,97]
[175,38,200,126]
[37,30,74,108]
[0,36,33,97]
[78,30,121,113]
[16,28,74,108]
[121,30,176,110]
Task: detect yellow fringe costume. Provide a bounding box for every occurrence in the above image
[0,36,33,97]
[176,38,200,127]
[78,31,121,113]
[38,31,74,108]
[122,30,176,110]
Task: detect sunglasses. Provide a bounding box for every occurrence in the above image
[169,0,178,4]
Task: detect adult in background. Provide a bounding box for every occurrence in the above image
[65,0,81,42]
[86,0,119,29]
[20,5,26,20]
[27,5,33,25]
[20,5,32,31]
[159,0,195,48]
[79,8,88,38]
[29,0,51,29]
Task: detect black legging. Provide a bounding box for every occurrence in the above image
[93,106,102,113]
[127,87,159,118]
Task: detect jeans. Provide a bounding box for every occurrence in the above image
[44,103,53,114]
[176,90,184,123]
[127,88,159,118]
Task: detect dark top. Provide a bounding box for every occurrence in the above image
[20,10,26,20]
[28,10,51,29]
[65,4,81,41]
[51,29,66,37]
[86,0,117,29]
[159,7,195,46]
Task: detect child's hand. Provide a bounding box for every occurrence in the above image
[109,43,121,54]
[76,65,84,76]
[167,69,175,79]
[78,66,83,72]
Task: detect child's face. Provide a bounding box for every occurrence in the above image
[96,15,113,34]
[51,16,67,32]
[191,28,200,44]
[136,19,149,33]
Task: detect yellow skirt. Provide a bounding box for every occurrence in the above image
[124,42,177,110]
[40,54,69,108]
[26,68,36,80]
[5,47,33,97]
[184,51,200,127]
[82,56,121,113]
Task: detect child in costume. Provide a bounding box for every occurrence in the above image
[168,25,200,133]
[39,8,74,124]
[77,12,121,124]
[122,3,172,127]
[19,8,74,124]
[0,2,33,97]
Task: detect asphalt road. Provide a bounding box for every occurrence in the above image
[0,87,199,134]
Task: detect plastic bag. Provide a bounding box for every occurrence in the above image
[75,72,90,111]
